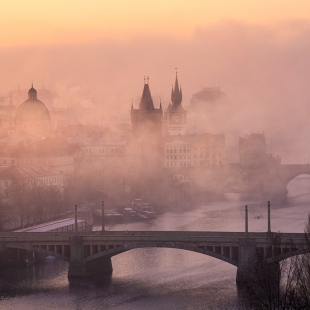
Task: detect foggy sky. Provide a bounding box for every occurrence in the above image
[1,20,310,163]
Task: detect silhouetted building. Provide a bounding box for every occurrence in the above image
[190,86,229,114]
[165,73,187,135]
[131,79,162,139]
[15,85,52,137]
[130,79,163,172]
[239,133,267,168]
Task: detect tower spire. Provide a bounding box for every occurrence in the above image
[171,69,181,105]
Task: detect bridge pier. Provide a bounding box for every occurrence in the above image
[236,238,256,285]
[68,237,88,277]
[68,237,113,278]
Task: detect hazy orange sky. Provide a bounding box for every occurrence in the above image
[2,0,310,46]
[1,1,310,162]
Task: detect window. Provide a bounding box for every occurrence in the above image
[167,149,170,153]
[174,149,177,153]
[3,159,7,165]
[11,159,16,165]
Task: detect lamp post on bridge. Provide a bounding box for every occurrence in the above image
[102,200,105,232]
[267,200,271,234]
[75,205,78,234]
[245,205,248,238]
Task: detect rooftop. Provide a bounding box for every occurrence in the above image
[14,218,85,232]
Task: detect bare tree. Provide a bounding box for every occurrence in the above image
[243,215,310,309]
[9,179,32,227]
[0,193,11,231]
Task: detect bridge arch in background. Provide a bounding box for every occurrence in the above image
[286,174,310,198]
[85,243,239,267]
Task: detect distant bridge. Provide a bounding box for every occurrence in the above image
[163,164,310,200]
[0,230,308,283]
[265,164,310,195]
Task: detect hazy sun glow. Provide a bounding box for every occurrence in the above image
[2,0,310,46]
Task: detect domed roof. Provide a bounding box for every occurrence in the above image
[190,87,230,114]
[15,85,51,120]
[191,87,228,104]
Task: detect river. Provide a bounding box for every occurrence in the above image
[0,175,310,309]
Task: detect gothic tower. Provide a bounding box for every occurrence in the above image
[166,72,187,135]
[131,78,163,172]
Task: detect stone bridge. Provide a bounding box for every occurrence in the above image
[264,164,310,198]
[163,164,310,201]
[0,231,308,284]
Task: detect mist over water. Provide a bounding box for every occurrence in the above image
[0,175,309,310]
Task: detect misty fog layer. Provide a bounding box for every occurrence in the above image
[1,20,310,162]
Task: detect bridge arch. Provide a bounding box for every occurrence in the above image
[85,243,238,267]
[267,247,310,264]
[286,174,310,196]
[2,243,70,262]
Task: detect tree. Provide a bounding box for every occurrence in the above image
[9,179,32,227]
[0,194,11,231]
[243,215,310,309]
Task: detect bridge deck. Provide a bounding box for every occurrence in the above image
[0,231,306,246]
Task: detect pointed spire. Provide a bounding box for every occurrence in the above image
[131,98,133,110]
[171,69,181,106]
[168,70,186,114]
[139,79,154,111]
[160,98,162,110]
[174,69,180,94]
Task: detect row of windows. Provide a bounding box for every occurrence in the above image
[192,160,223,166]
[38,177,60,185]
[166,156,190,160]
[2,159,16,165]
[193,153,222,159]
[166,162,190,167]
[166,149,190,153]
[84,158,122,163]
[85,148,119,154]
[166,145,190,148]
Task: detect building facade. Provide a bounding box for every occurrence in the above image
[239,133,267,168]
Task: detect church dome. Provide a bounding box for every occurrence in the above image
[15,85,51,120]
[190,86,229,114]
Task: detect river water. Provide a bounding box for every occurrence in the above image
[1,176,310,309]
